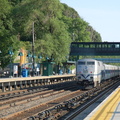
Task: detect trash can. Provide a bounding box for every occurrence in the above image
[22,69,28,77]
[59,69,63,75]
[68,69,71,74]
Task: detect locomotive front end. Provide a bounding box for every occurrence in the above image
[76,59,95,86]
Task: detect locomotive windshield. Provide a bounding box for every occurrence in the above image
[78,61,85,65]
[87,61,94,65]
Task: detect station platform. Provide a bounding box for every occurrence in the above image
[85,86,120,120]
[0,74,75,92]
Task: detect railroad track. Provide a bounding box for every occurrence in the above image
[0,81,81,119]
[0,84,77,110]
[0,81,76,100]
[0,78,118,120]
[60,78,120,120]
[26,78,119,120]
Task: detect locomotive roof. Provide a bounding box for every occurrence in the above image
[77,59,99,62]
[77,59,120,68]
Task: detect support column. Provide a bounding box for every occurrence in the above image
[33,80,36,87]
[20,81,23,89]
[8,82,12,91]
[30,80,33,87]
[14,81,17,90]
[2,83,6,92]
[25,81,27,88]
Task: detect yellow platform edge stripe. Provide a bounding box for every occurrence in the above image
[89,87,120,120]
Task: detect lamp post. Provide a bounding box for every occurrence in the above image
[38,55,42,76]
[8,48,14,78]
[18,51,23,77]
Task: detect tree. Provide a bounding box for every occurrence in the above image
[0,0,102,68]
[11,0,71,64]
[87,26,102,42]
[0,0,21,69]
[61,3,92,42]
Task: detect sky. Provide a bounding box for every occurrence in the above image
[60,0,120,42]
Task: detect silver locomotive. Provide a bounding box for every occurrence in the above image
[76,59,120,87]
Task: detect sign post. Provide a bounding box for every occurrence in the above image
[13,65,18,77]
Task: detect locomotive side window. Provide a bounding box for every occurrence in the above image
[78,61,85,65]
[87,62,94,65]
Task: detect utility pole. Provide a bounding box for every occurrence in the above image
[32,22,35,76]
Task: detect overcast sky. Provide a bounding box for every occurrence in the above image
[60,0,120,42]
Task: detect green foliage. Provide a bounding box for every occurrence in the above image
[11,0,72,64]
[8,0,22,6]
[61,4,94,42]
[87,26,102,42]
[0,0,102,69]
[0,0,22,69]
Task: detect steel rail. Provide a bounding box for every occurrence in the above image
[63,80,120,120]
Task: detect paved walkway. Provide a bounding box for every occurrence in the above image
[85,86,120,120]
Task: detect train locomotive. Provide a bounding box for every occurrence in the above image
[76,59,120,87]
